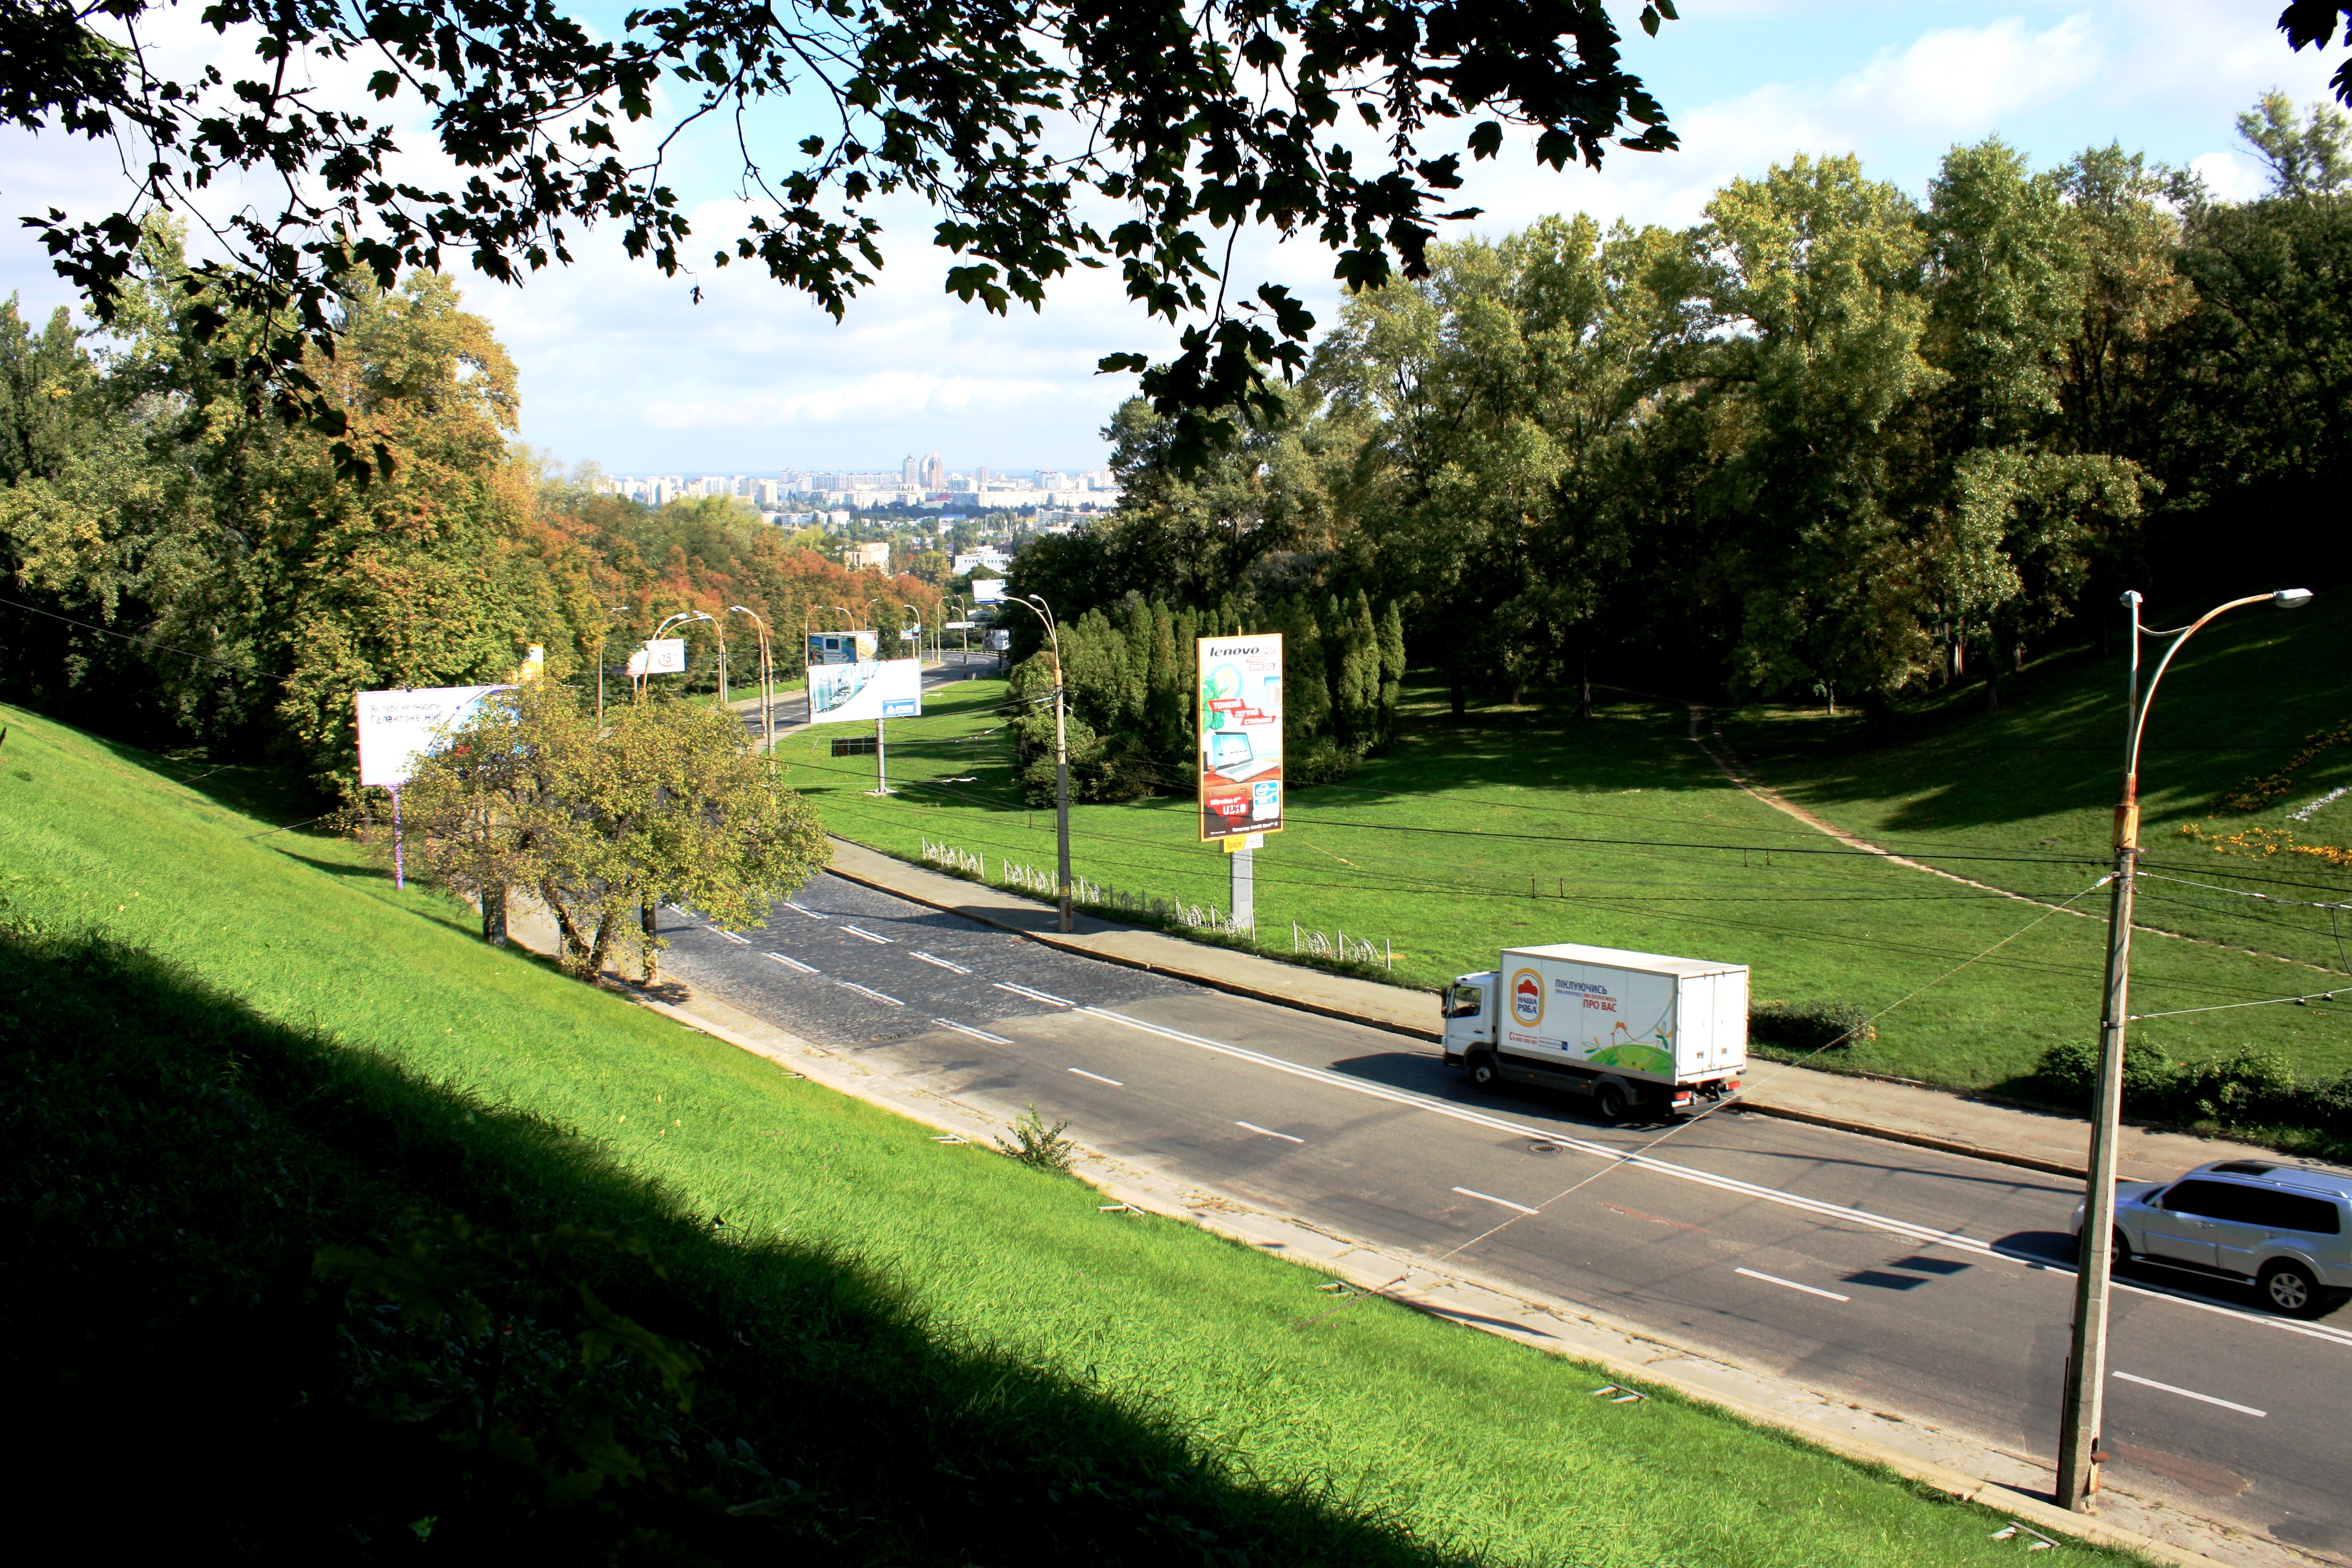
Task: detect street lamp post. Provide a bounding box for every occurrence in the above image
[644,610,714,701]
[728,606,774,768]
[1005,594,1073,933]
[2056,584,2313,1513]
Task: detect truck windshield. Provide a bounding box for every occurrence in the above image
[1445,985,1486,1019]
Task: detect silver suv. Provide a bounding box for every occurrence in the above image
[2076,1159,2351,1317]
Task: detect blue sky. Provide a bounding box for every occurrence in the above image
[2,2,2343,474]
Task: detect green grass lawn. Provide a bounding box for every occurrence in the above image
[786,671,2351,1099]
[0,700,2128,1564]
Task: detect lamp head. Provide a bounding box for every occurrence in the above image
[2274,587,2315,609]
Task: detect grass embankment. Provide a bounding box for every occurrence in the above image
[0,703,2106,1562]
[786,669,2350,1103]
[1726,592,2352,971]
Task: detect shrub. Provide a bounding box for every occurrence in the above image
[1289,736,1359,787]
[2029,1041,2324,1131]
[995,1106,1077,1173]
[1749,1000,1875,1055]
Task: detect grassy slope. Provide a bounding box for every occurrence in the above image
[0,701,2113,1565]
[792,673,2345,1093]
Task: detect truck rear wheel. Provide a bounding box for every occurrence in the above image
[1594,1082,1629,1124]
[1467,1052,1500,1091]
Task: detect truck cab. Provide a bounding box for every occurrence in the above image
[1440,972,1496,1066]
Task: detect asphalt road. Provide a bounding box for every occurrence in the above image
[658,872,2352,1555]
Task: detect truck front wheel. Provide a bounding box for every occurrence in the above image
[1594,1082,1629,1124]
[1467,1052,1500,1091]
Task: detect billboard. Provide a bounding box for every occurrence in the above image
[639,637,687,674]
[355,685,511,788]
[808,658,923,723]
[971,578,1006,603]
[807,629,879,666]
[1196,634,1282,842]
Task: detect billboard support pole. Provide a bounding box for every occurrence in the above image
[1230,846,1253,930]
[390,785,405,892]
[876,717,889,794]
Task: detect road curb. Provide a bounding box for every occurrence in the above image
[1735,1100,2089,1179]
[598,965,2242,1568]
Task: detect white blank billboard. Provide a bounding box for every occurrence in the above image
[355,685,509,788]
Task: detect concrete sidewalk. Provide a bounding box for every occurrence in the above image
[825,836,2293,1185]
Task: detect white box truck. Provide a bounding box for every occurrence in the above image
[1440,943,1747,1121]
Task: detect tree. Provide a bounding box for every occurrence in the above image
[2238,88,2352,195]
[6,0,1680,472]
[403,683,828,979]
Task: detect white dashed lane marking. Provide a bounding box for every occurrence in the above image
[841,925,894,944]
[1237,1121,1305,1144]
[1067,1068,1123,1086]
[2113,1371,2267,1418]
[996,982,1074,1008]
[764,952,818,974]
[1735,1267,1851,1303]
[835,979,903,1006]
[933,1018,1015,1044]
[911,951,973,974]
[1453,1186,1539,1216]
[783,902,826,919]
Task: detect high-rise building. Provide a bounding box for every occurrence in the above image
[902,454,921,484]
[923,453,945,491]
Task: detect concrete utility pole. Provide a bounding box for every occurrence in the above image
[2056,585,2312,1513]
[1229,839,1254,929]
[1006,593,1072,932]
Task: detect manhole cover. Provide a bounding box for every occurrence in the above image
[1527,1140,1563,1156]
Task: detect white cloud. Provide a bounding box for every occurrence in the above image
[2190,150,2269,203]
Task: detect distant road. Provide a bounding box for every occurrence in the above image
[658,873,2352,1557]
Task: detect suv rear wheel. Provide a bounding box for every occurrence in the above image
[2258,1259,2323,1318]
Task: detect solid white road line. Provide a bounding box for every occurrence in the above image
[911,951,973,974]
[835,979,903,1006]
[996,982,1075,1008]
[1453,1186,1540,1216]
[841,925,894,944]
[932,1018,1015,1045]
[1065,1005,2352,1350]
[2113,1371,2267,1418]
[1067,1067,1123,1086]
[764,952,818,974]
[1735,1267,1852,1303]
[783,901,826,919]
[1237,1121,1305,1144]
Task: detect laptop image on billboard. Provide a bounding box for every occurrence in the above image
[1209,730,1279,783]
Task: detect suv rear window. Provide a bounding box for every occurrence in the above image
[2163,1179,2343,1234]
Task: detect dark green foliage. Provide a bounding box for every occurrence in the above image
[2029,1037,2352,1139]
[0,923,1459,1562]
[1748,1000,1877,1055]
[1006,590,1405,804]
